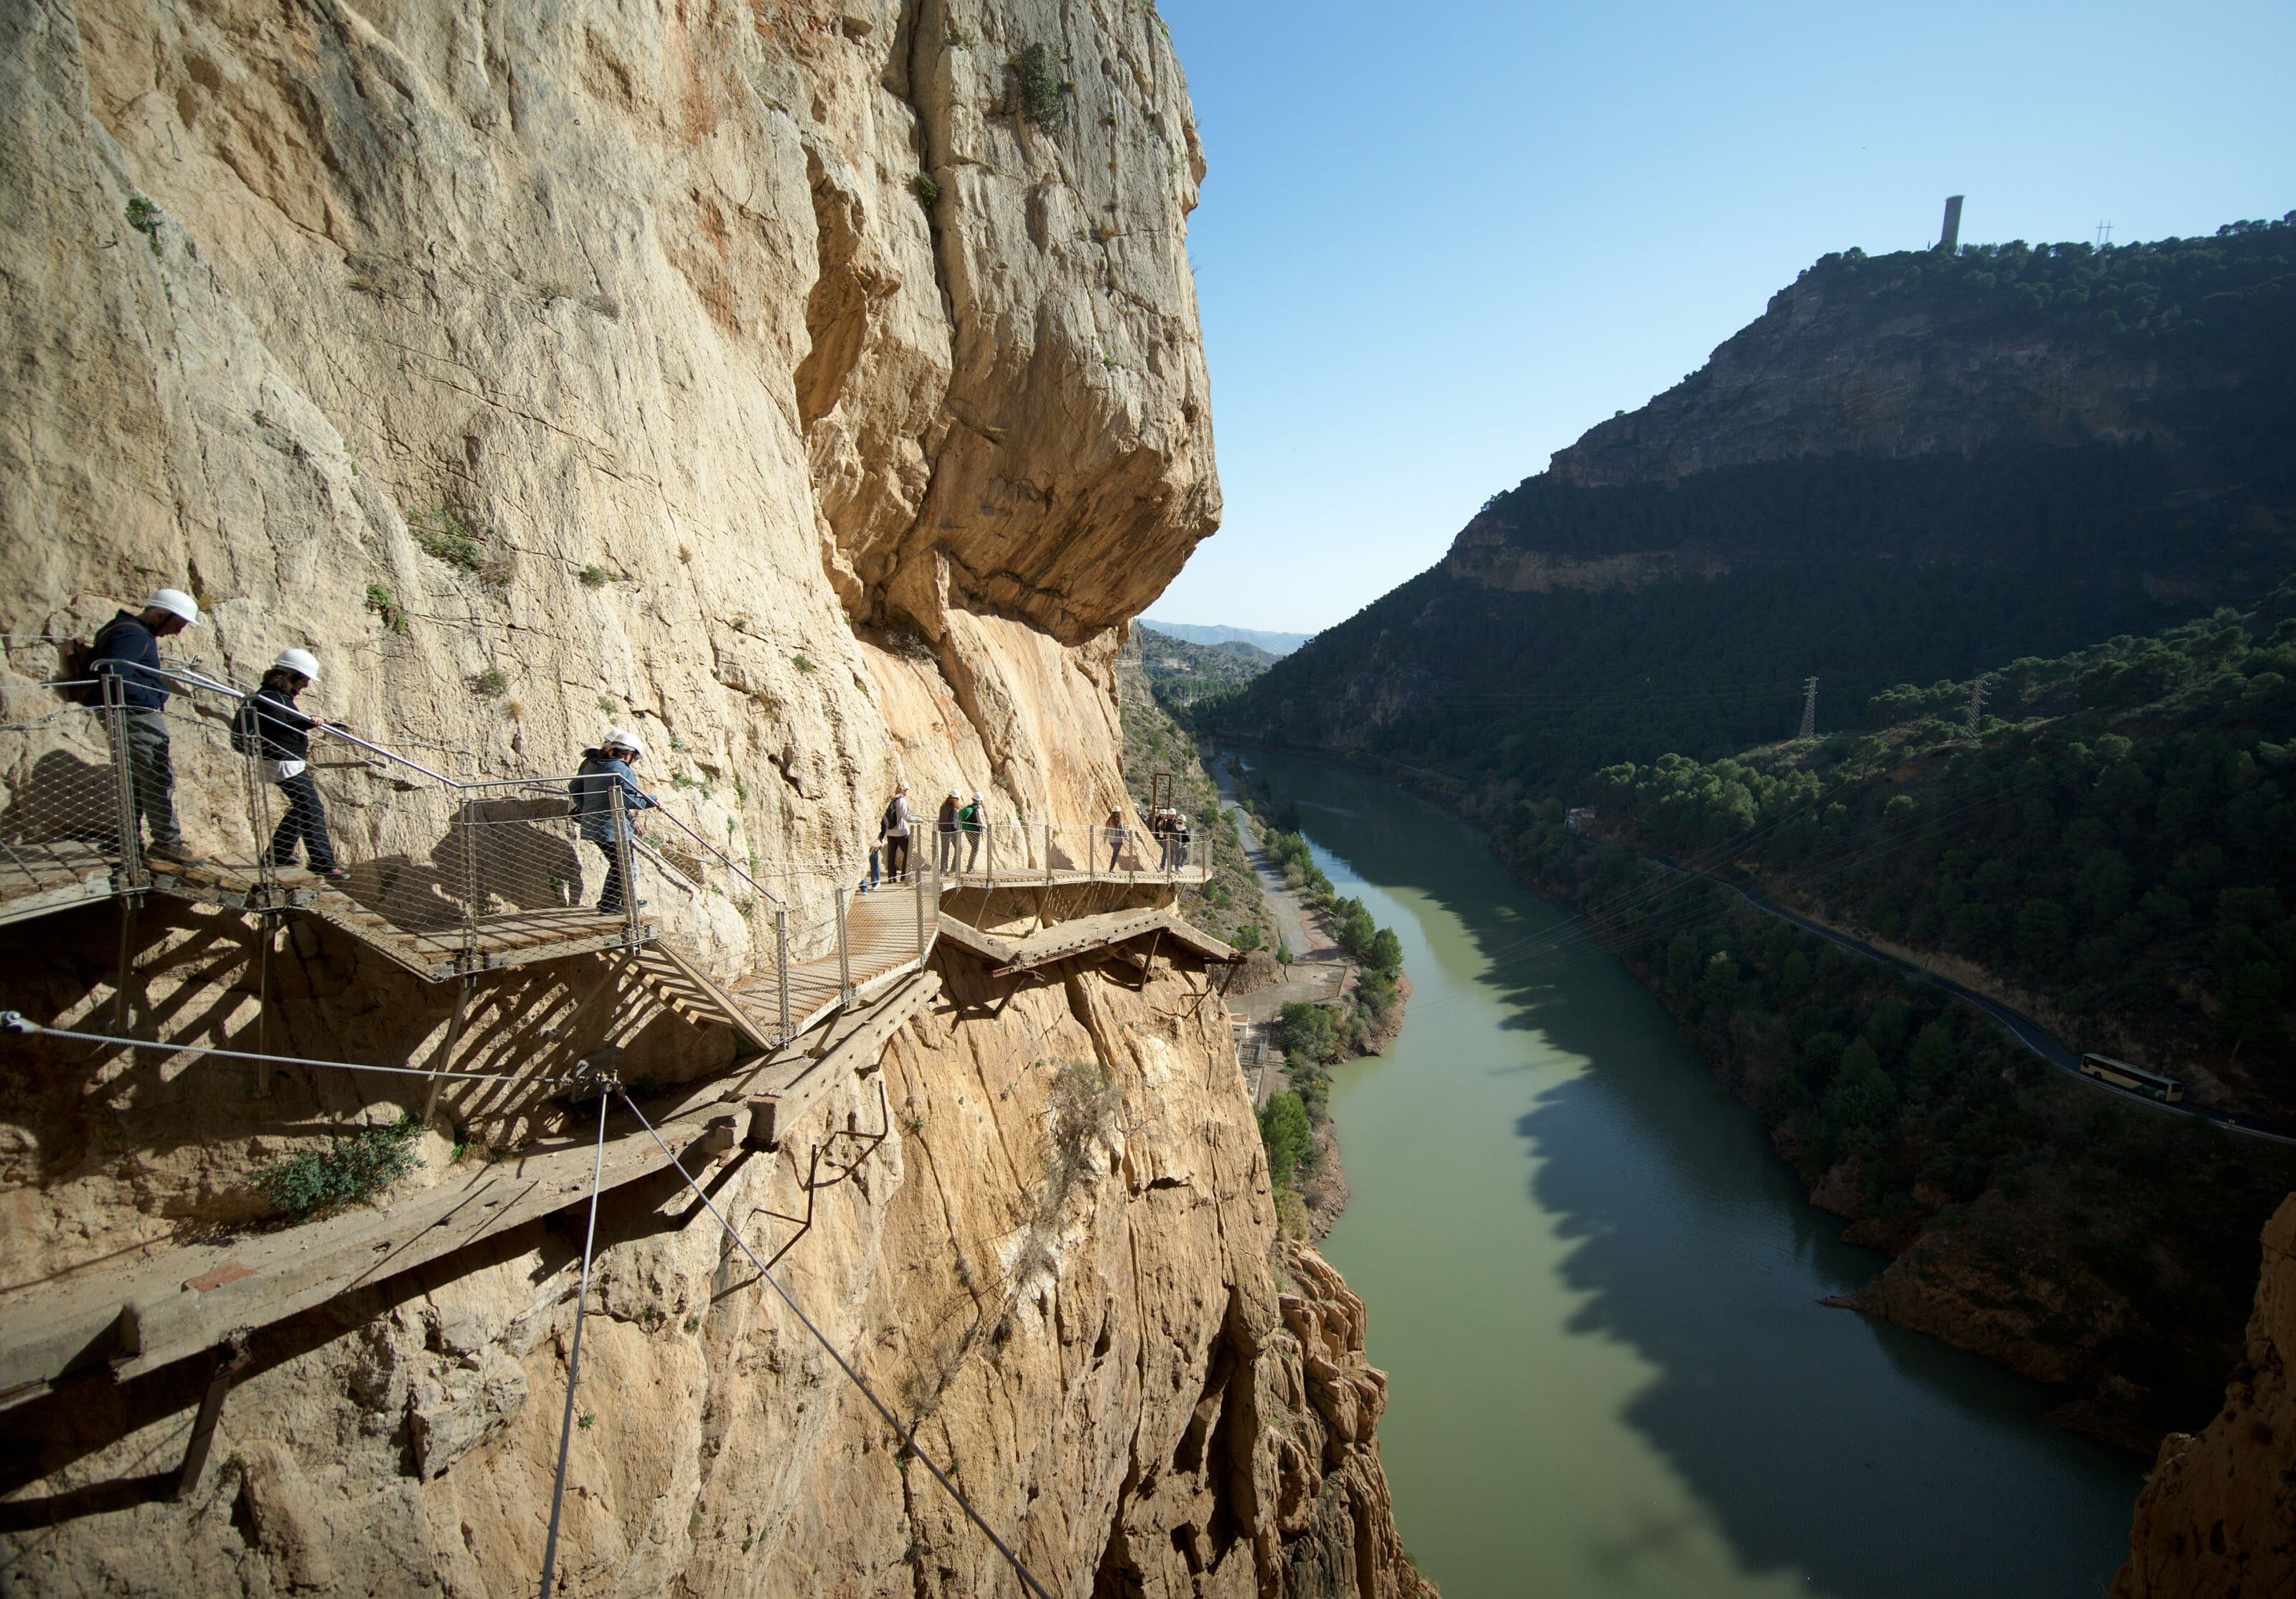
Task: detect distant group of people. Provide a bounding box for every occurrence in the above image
[867,783,989,890]
[1099,803,1191,872]
[1147,806,1192,871]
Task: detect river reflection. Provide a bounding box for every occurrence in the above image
[1238,755,2142,1599]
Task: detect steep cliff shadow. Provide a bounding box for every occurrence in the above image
[1236,751,2142,1598]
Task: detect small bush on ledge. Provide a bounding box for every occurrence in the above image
[255,1115,421,1221]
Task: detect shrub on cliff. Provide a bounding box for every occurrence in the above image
[1258,1091,1313,1189]
[254,1114,421,1221]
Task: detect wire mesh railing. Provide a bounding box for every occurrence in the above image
[0,676,144,920]
[928,819,1210,887]
[3,649,1211,1042]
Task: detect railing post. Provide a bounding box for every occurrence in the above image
[103,671,144,890]
[1044,821,1053,893]
[913,844,928,961]
[243,697,276,905]
[461,793,481,968]
[611,786,639,951]
[775,906,790,1040]
[834,883,852,1009]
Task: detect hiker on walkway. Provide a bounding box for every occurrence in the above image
[936,788,961,877]
[1154,808,1175,872]
[89,588,202,863]
[573,729,657,915]
[959,791,987,873]
[880,783,913,882]
[1171,811,1192,870]
[245,649,347,881]
[1105,803,1128,873]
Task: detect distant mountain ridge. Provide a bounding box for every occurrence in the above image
[1132,623,1279,702]
[1138,619,1311,656]
[1199,215,2296,784]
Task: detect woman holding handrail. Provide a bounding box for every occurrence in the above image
[244,649,349,882]
[572,729,657,914]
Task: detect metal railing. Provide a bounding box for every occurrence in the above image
[2,653,1212,1042]
[930,819,1211,889]
[0,677,145,918]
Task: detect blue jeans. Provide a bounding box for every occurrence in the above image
[593,839,629,913]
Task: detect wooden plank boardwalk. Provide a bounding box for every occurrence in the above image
[0,968,947,1409]
[304,888,658,981]
[0,839,115,928]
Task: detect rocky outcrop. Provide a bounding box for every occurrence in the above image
[1546,258,2246,490]
[0,0,1434,1594]
[2110,1193,2296,1598]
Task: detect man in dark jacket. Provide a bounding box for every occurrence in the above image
[89,588,201,862]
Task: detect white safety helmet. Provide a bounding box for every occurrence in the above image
[602,727,644,761]
[146,588,202,626]
[273,648,320,682]
[971,792,983,803]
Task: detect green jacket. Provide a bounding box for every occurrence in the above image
[957,803,983,833]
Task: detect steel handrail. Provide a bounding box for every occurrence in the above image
[150,665,459,787]
[644,805,789,910]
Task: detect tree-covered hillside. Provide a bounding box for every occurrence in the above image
[1463,578,2296,1448]
[1576,575,2296,1122]
[1135,623,1276,704]
[1198,216,2296,786]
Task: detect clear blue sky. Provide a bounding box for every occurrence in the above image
[1145,0,2296,636]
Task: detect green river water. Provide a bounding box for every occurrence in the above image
[1229,752,2145,1599]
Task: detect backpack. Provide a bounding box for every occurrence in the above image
[882,798,902,834]
[229,698,260,755]
[57,638,103,707]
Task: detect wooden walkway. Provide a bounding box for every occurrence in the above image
[935,907,1241,977]
[302,887,657,981]
[0,839,115,929]
[727,887,928,1044]
[0,968,947,1411]
[0,1098,740,1407]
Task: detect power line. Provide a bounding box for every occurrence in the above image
[1,1013,538,1085]
[617,1093,1055,1599]
[539,1093,610,1598]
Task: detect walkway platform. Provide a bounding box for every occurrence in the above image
[935,907,1240,978]
[728,887,928,1044]
[945,862,1210,891]
[142,854,321,913]
[654,969,943,1151]
[0,840,115,929]
[0,1098,740,1408]
[304,888,658,981]
[0,971,949,1410]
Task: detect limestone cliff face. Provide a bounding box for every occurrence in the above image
[0,1,1434,1594]
[3,0,1215,868]
[2110,1193,2296,1598]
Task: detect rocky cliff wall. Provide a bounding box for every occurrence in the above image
[2110,1193,2296,1598]
[3,0,1216,867]
[0,0,1434,1593]
[1545,263,2244,491]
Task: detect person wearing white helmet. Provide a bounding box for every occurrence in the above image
[243,648,348,880]
[571,728,657,915]
[88,587,204,862]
